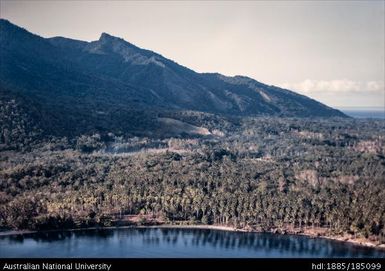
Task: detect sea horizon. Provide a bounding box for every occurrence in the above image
[338,107,385,119]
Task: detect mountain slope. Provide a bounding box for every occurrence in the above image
[0,19,346,138]
[47,31,345,117]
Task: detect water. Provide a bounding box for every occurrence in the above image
[1,228,384,258]
[340,108,385,119]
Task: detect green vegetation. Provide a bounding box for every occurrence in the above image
[0,114,384,245]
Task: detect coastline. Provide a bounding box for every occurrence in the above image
[152,224,385,250]
[1,224,384,251]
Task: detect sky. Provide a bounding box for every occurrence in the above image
[0,0,384,109]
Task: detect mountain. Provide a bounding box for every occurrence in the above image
[0,19,346,139]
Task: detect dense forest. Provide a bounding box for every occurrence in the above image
[1,106,384,245]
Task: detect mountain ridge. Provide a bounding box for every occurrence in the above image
[0,19,347,138]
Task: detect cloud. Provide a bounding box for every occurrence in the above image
[278,79,384,94]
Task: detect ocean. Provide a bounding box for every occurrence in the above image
[339,107,385,119]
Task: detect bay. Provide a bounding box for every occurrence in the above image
[1,228,384,258]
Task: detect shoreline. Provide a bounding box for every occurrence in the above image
[153,225,385,251]
[1,224,385,251]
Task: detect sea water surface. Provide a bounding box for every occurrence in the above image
[1,228,384,258]
[340,107,385,119]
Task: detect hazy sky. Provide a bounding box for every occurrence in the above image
[1,0,384,108]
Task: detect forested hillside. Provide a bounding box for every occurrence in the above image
[1,116,384,245]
